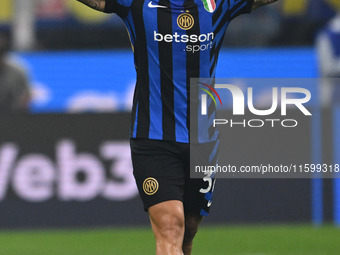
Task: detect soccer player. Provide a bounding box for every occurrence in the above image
[0,33,31,113]
[317,12,340,105]
[76,0,279,254]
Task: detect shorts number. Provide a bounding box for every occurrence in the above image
[199,172,215,194]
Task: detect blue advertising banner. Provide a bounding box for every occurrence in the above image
[16,49,319,113]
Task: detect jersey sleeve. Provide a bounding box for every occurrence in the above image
[104,0,132,18]
[228,0,254,20]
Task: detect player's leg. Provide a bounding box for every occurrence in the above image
[130,138,187,255]
[182,213,203,255]
[180,140,218,254]
[148,200,185,255]
[182,172,216,254]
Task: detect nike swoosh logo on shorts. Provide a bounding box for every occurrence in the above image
[207,201,212,207]
[148,1,167,8]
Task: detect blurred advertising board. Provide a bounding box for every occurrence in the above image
[16,49,318,113]
[0,113,147,228]
[0,112,335,228]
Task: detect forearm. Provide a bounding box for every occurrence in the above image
[76,0,106,12]
[252,0,279,10]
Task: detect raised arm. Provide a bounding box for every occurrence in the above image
[252,0,279,10]
[76,0,106,12]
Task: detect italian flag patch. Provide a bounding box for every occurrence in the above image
[202,0,216,13]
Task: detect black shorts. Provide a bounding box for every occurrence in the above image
[130,138,217,216]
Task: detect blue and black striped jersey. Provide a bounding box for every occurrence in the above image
[105,0,253,143]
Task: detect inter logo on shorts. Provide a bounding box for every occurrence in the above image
[143,177,159,195]
[177,13,194,30]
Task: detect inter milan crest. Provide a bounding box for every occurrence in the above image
[201,0,216,13]
[143,177,159,195]
[177,12,195,30]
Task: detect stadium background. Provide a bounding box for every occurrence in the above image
[0,0,340,254]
